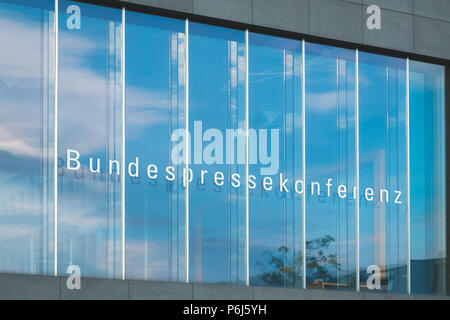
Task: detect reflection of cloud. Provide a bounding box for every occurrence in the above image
[59,28,180,153]
[125,86,176,140]
[307,91,355,114]
[0,9,180,274]
[0,165,125,274]
[59,30,101,65]
[307,91,336,112]
[126,240,170,279]
[306,159,356,178]
[0,17,44,84]
[0,14,177,158]
[0,128,42,158]
[0,224,38,240]
[0,15,52,158]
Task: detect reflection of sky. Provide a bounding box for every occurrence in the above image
[57,0,123,278]
[189,22,246,284]
[125,12,186,282]
[0,3,52,159]
[359,51,407,293]
[410,62,445,259]
[0,0,54,275]
[305,42,356,286]
[249,32,303,288]
[409,61,445,295]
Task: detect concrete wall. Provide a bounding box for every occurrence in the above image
[0,273,449,300]
[117,0,450,61]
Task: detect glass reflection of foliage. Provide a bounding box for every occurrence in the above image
[305,235,340,285]
[255,235,340,288]
[256,246,302,287]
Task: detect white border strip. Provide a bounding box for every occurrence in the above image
[121,7,126,280]
[185,18,190,284]
[301,39,306,290]
[355,49,360,292]
[53,0,59,277]
[406,57,411,295]
[245,29,250,287]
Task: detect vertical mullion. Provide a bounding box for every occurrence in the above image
[53,0,59,277]
[245,29,249,287]
[406,57,411,295]
[355,49,360,292]
[301,39,306,290]
[185,18,189,284]
[121,7,126,280]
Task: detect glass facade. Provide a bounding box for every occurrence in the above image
[359,53,408,293]
[410,61,446,295]
[189,23,246,285]
[57,0,123,279]
[0,0,447,296]
[0,0,55,275]
[125,11,186,282]
[248,33,303,288]
[305,43,356,290]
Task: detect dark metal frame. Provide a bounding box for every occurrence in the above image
[446,62,450,296]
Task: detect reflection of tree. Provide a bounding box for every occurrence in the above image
[255,235,340,287]
[258,246,302,287]
[306,235,340,284]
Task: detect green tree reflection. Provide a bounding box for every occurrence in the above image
[256,235,340,287]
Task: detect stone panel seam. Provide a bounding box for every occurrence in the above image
[361,1,364,43]
[308,0,311,36]
[251,0,253,25]
[412,14,449,24]
[307,0,311,35]
[413,13,450,25]
[59,276,62,300]
[412,14,450,56]
[413,13,416,54]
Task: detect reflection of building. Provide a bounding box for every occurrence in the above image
[0,0,449,300]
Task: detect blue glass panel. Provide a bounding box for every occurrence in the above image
[189,22,246,284]
[0,0,55,275]
[125,11,186,281]
[305,43,356,290]
[410,61,446,295]
[57,0,122,278]
[359,52,407,293]
[248,33,303,288]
